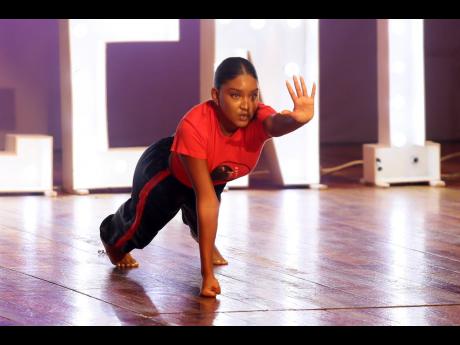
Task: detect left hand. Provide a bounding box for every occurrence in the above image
[200,275,221,298]
[281,76,316,124]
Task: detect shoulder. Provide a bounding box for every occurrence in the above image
[255,102,277,121]
[175,101,215,140]
[183,100,215,123]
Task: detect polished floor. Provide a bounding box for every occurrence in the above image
[1,143,460,325]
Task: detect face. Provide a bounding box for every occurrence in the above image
[212,74,259,135]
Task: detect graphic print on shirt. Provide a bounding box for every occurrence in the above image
[210,161,251,182]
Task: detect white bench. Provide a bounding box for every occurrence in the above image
[0,134,55,196]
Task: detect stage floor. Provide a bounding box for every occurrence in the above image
[1,185,460,325]
[1,143,460,325]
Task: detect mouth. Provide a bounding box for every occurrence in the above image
[239,115,250,122]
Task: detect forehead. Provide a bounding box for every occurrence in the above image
[222,74,258,90]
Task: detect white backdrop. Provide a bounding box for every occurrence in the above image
[215,19,320,187]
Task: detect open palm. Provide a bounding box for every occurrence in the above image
[281,76,316,124]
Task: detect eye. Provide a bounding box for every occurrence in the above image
[251,94,258,100]
[231,93,240,99]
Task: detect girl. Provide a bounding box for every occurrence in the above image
[100,57,316,298]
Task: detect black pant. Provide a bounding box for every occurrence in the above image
[100,137,226,254]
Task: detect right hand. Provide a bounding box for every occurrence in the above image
[200,275,221,298]
[282,76,316,124]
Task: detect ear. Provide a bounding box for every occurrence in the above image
[211,87,219,105]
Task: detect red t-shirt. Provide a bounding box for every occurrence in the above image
[170,100,276,187]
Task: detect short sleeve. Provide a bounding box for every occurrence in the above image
[251,103,277,142]
[256,103,277,122]
[171,118,207,159]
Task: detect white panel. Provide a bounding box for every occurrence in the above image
[61,19,179,192]
[215,19,320,187]
[388,19,425,147]
[0,134,53,193]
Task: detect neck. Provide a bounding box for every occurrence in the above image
[216,108,237,136]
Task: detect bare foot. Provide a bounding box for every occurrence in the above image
[190,232,228,265]
[102,241,139,269]
[115,253,139,269]
[212,246,228,266]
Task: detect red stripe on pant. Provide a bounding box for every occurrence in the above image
[114,169,171,250]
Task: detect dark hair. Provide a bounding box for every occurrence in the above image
[214,57,259,89]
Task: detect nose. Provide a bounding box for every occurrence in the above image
[240,97,249,111]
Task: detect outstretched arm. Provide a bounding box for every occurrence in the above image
[179,154,221,298]
[263,76,316,137]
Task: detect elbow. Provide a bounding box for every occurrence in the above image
[197,195,220,213]
[269,130,283,137]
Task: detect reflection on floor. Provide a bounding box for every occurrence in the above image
[1,142,460,325]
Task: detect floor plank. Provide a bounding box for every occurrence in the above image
[1,143,460,325]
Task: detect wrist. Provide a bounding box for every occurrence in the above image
[201,269,215,279]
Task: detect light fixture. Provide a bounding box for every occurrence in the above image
[217,19,232,25]
[234,48,248,58]
[59,19,179,193]
[214,19,322,188]
[284,62,300,77]
[286,19,302,29]
[363,19,444,187]
[250,19,266,30]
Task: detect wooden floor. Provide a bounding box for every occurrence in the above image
[1,143,460,325]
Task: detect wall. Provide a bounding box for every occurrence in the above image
[319,19,460,144]
[319,19,378,144]
[106,19,200,147]
[0,19,200,151]
[0,19,459,156]
[425,19,460,142]
[0,19,60,149]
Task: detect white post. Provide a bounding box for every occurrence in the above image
[363,19,444,187]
